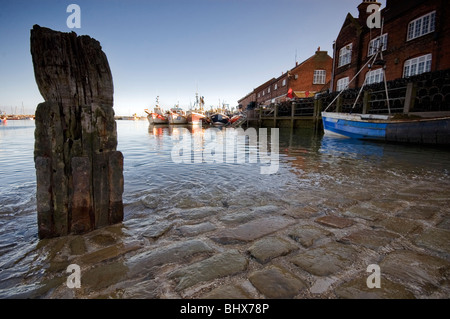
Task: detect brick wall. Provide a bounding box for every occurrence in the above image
[289,50,333,93]
[238,92,256,109]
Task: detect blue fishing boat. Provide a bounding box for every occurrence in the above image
[321,112,450,145]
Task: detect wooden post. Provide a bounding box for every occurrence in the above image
[274,104,278,128]
[31,25,124,239]
[404,82,416,114]
[259,107,262,127]
[336,95,343,113]
[314,98,323,131]
[362,90,370,114]
[291,102,295,128]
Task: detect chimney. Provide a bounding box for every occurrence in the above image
[357,0,381,26]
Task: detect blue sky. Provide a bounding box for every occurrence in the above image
[0,0,386,116]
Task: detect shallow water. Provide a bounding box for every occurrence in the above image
[0,119,449,298]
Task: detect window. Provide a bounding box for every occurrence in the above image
[313,70,326,84]
[258,93,260,98]
[366,68,384,85]
[336,77,349,92]
[268,87,270,94]
[262,90,265,96]
[403,54,432,77]
[407,11,436,41]
[274,83,278,90]
[339,43,352,67]
[282,79,286,86]
[368,34,388,56]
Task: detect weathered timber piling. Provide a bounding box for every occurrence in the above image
[31,25,124,239]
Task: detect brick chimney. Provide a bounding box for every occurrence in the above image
[357,0,381,26]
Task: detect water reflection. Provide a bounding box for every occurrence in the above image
[320,135,385,159]
[148,124,206,137]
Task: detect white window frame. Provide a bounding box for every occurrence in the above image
[274,83,278,90]
[403,54,432,78]
[339,43,352,67]
[336,77,349,92]
[368,34,388,57]
[313,70,326,85]
[268,87,270,94]
[258,93,260,98]
[365,68,384,85]
[282,79,286,86]
[407,11,436,41]
[262,90,265,96]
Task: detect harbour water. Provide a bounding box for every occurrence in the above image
[0,119,449,299]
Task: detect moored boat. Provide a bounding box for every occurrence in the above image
[210,113,230,126]
[187,111,206,125]
[322,112,450,145]
[145,110,168,124]
[229,113,247,127]
[145,96,169,124]
[168,107,188,125]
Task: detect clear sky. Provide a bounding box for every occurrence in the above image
[0,0,386,116]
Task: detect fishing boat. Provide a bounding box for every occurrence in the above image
[187,111,207,125]
[146,110,168,124]
[145,96,169,124]
[229,113,247,127]
[168,107,188,125]
[210,113,230,126]
[322,21,450,145]
[186,93,209,125]
[322,112,450,144]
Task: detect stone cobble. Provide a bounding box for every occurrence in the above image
[29,200,450,299]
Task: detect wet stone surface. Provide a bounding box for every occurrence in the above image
[127,239,215,277]
[291,242,358,276]
[343,205,381,221]
[315,215,355,229]
[176,222,217,237]
[334,275,416,299]
[248,237,298,264]
[374,217,422,235]
[288,225,333,248]
[168,250,248,291]
[5,201,450,299]
[339,229,400,250]
[380,250,450,296]
[396,205,438,220]
[210,216,296,244]
[248,265,307,299]
[142,221,173,239]
[414,228,450,254]
[200,284,253,299]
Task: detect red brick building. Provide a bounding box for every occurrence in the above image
[238,49,332,108]
[289,49,332,97]
[332,0,450,92]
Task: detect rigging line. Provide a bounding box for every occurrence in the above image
[324,52,379,112]
[352,50,380,111]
